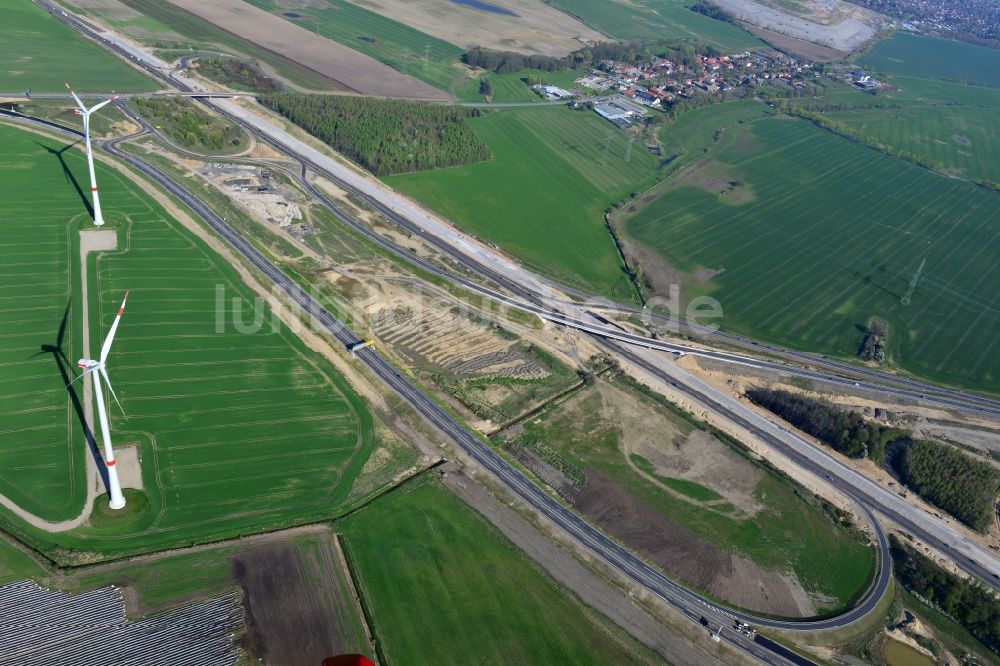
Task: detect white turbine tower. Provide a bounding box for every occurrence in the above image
[72,291,130,510]
[65,81,118,226]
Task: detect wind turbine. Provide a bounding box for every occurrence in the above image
[65,81,118,226]
[71,291,130,510]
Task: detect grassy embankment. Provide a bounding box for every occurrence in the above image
[129,96,249,155]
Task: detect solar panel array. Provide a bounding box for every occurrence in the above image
[0,580,241,665]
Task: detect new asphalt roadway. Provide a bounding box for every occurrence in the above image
[20,1,1000,654]
[4,109,831,665]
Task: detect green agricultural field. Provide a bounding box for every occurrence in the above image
[826,104,1000,184]
[386,107,659,299]
[544,0,764,51]
[0,128,90,522]
[879,76,1000,107]
[0,535,46,586]
[623,117,1000,392]
[791,76,1000,184]
[658,99,775,172]
[1,0,157,92]
[500,374,874,615]
[338,478,664,665]
[861,33,1000,88]
[0,123,377,559]
[244,0,467,93]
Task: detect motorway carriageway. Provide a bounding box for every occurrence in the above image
[4,109,832,665]
[21,0,1000,646]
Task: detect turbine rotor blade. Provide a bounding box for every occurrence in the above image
[66,366,95,388]
[100,366,126,420]
[89,96,118,114]
[64,80,86,112]
[100,291,129,364]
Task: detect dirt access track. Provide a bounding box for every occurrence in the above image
[166,0,452,99]
[349,0,603,56]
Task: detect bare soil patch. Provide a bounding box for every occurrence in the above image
[114,445,143,490]
[632,428,765,515]
[167,0,452,99]
[741,23,850,61]
[575,471,815,617]
[711,0,877,53]
[233,534,372,665]
[347,0,603,55]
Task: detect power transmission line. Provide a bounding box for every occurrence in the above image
[625,136,635,162]
[423,44,431,73]
[901,256,926,305]
[601,131,614,166]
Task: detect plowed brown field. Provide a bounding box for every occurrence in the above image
[575,471,815,617]
[168,0,452,99]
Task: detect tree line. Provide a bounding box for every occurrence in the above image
[891,534,1000,655]
[745,388,893,461]
[747,387,1000,532]
[258,94,490,176]
[463,39,726,76]
[899,439,1000,533]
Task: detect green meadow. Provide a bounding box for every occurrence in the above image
[826,103,1000,184]
[1,0,157,92]
[793,72,1000,185]
[508,377,874,613]
[0,123,376,559]
[861,32,1000,88]
[338,478,665,665]
[657,99,775,172]
[244,0,467,93]
[623,117,1000,391]
[543,0,764,51]
[386,107,658,300]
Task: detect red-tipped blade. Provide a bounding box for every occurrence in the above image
[100,291,129,364]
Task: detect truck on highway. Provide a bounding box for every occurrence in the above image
[347,339,375,354]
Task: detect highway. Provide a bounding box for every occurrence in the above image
[134,94,1000,594]
[21,0,1000,655]
[4,108,828,665]
[31,0,1000,418]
